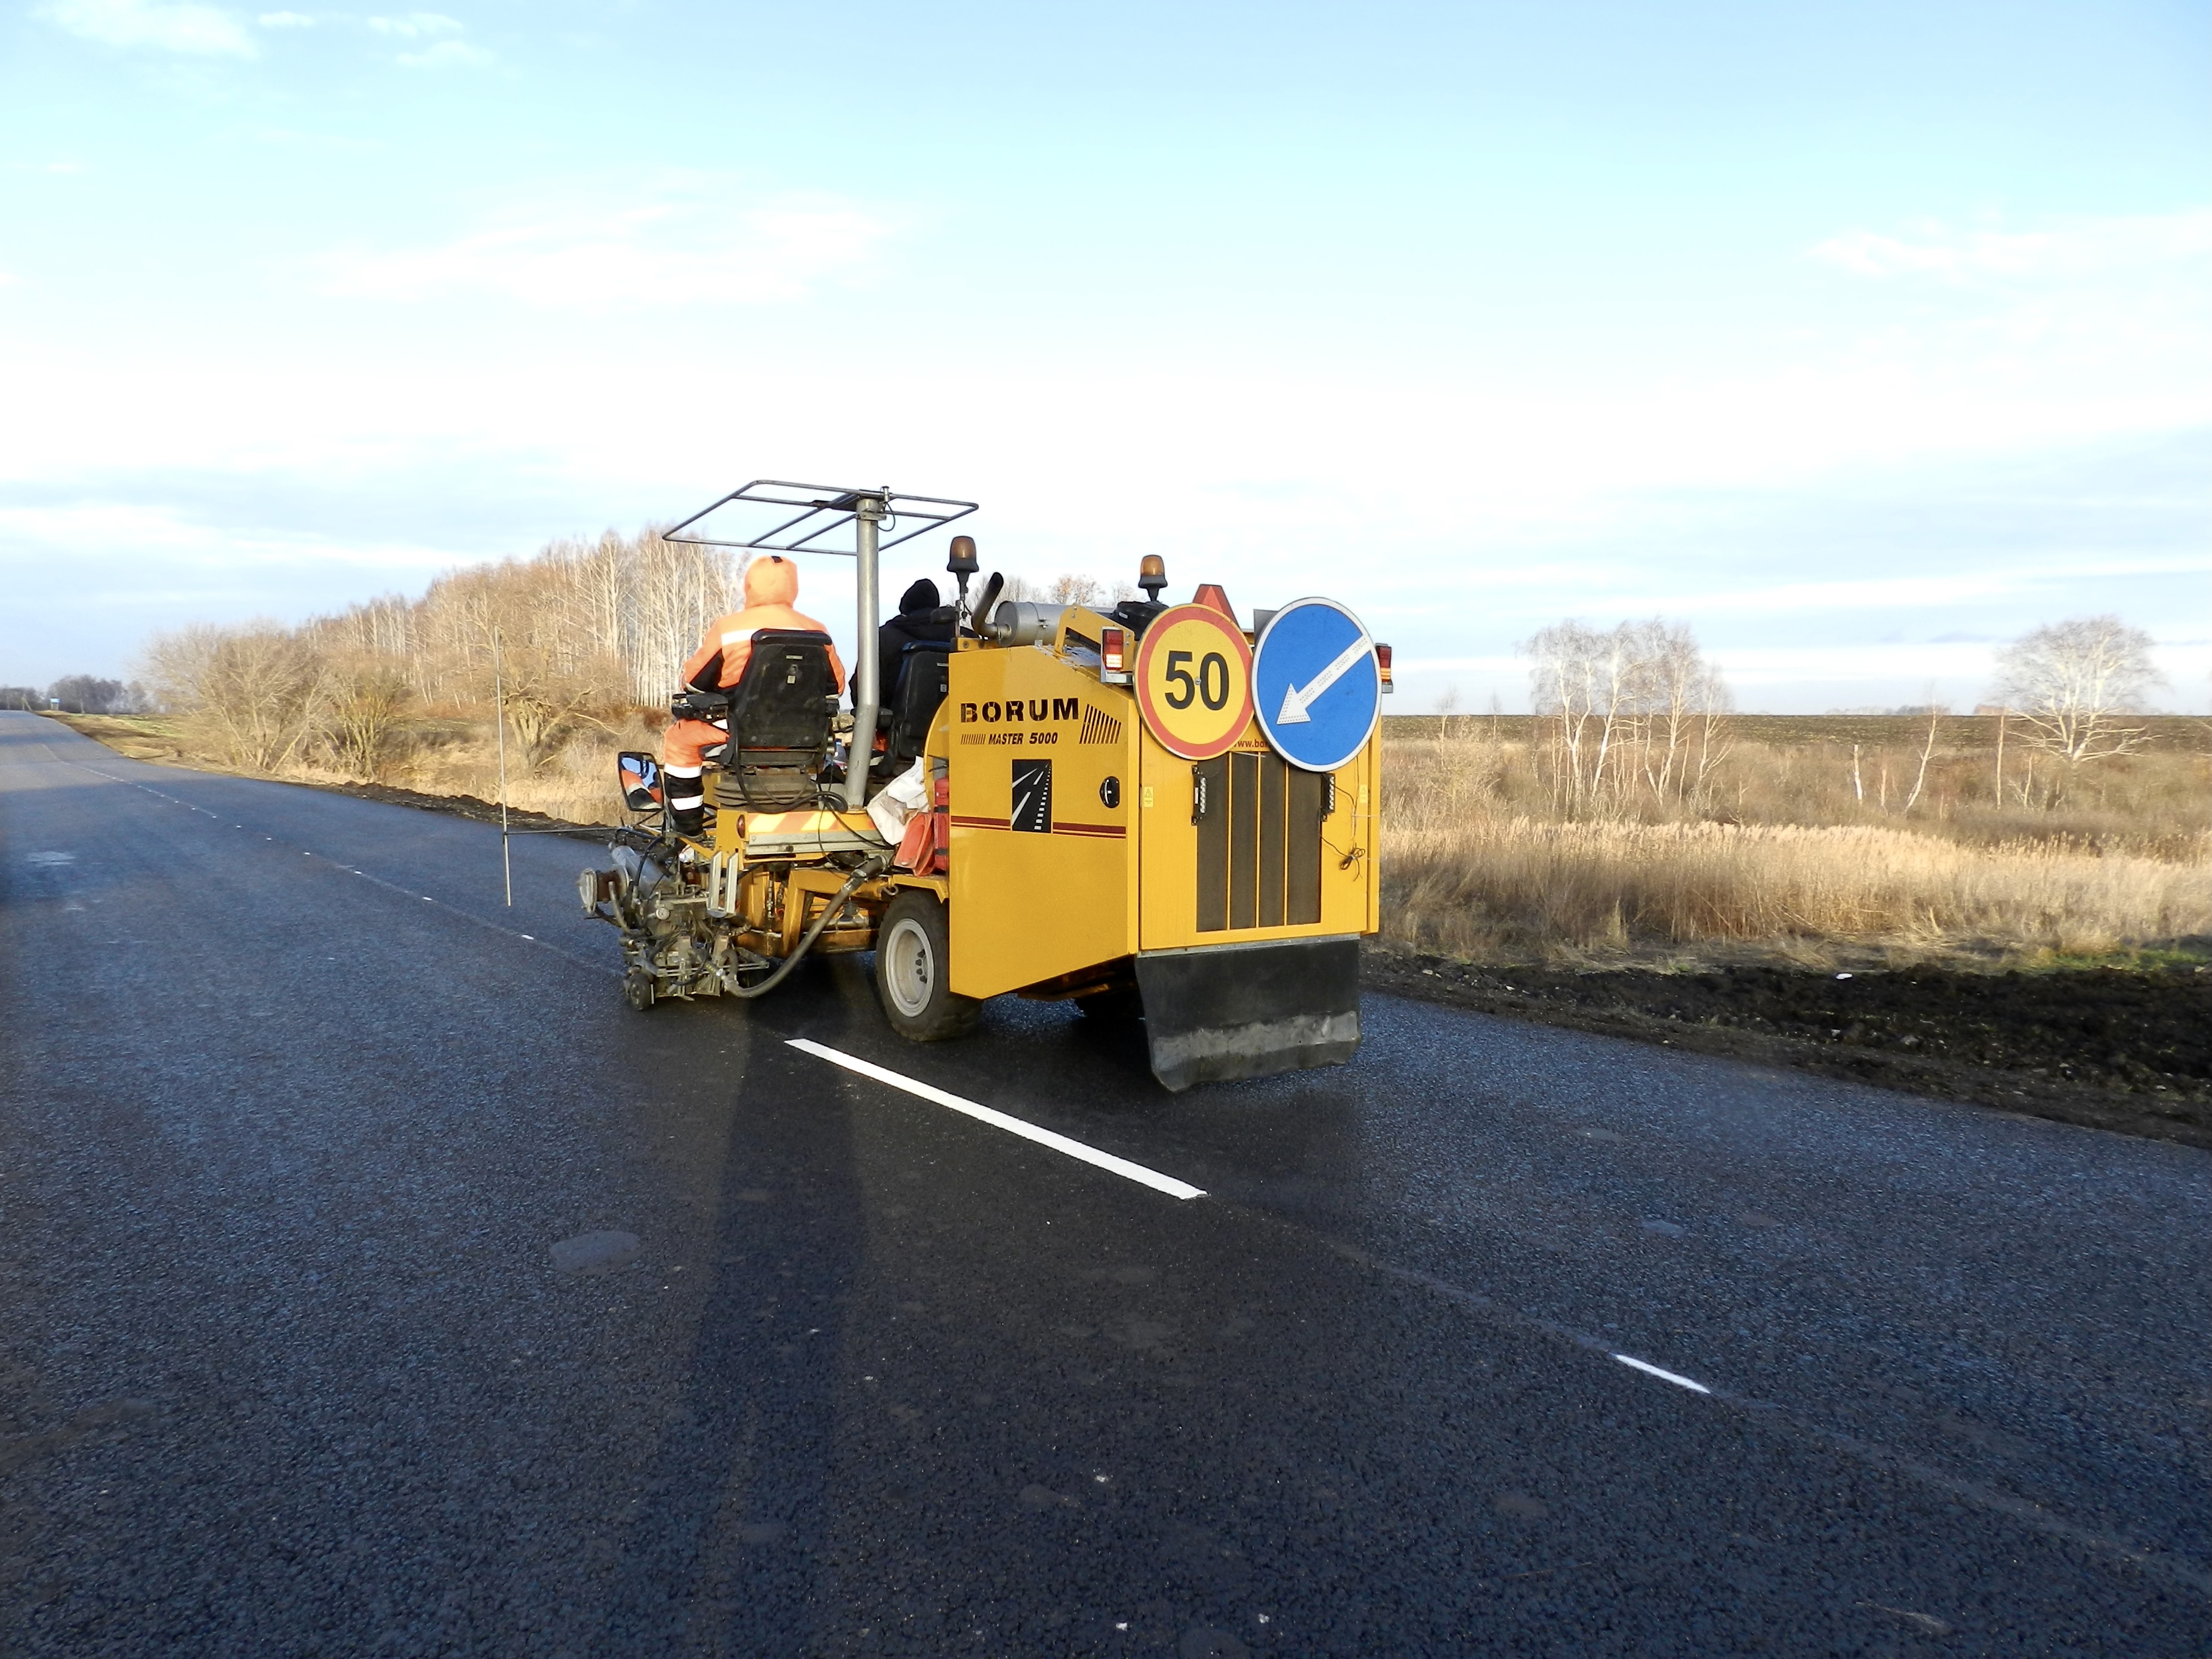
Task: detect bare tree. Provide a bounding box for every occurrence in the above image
[459,572,626,771]
[1630,619,1731,806]
[143,622,322,770]
[1524,617,1731,815]
[1990,615,2164,801]
[319,653,414,778]
[1902,698,1944,813]
[1000,573,1114,609]
[1524,619,1608,812]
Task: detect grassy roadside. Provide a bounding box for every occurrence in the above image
[35,711,605,839]
[43,710,2211,1146]
[1371,719,2208,1145]
[39,710,635,827]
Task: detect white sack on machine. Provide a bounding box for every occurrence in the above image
[865,757,930,841]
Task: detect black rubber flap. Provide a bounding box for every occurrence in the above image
[1136,936,1362,1091]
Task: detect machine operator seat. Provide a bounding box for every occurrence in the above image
[872,640,952,790]
[693,630,841,812]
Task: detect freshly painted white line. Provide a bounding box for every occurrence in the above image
[786,1038,1206,1201]
[1614,1353,1711,1394]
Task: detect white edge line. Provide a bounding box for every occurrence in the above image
[1614,1353,1712,1394]
[786,1038,1207,1201]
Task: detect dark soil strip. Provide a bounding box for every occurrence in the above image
[298,779,611,841]
[1363,944,2212,1151]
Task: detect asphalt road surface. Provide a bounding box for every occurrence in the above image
[2,710,2207,1658]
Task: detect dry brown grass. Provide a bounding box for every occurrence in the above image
[383,713,653,825]
[54,710,2210,968]
[1382,729,2211,966]
[45,708,652,828]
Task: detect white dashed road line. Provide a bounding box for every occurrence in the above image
[1612,1353,1713,1394]
[52,753,612,976]
[787,1038,1207,1201]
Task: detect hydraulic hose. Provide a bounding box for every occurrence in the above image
[720,856,888,1000]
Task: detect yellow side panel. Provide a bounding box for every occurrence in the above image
[1136,722,1380,951]
[945,648,1138,999]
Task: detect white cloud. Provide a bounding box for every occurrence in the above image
[362,11,486,66]
[257,10,313,24]
[37,0,258,55]
[0,501,470,580]
[1784,208,2212,472]
[397,38,491,69]
[1810,209,2212,286]
[366,11,460,37]
[308,187,897,309]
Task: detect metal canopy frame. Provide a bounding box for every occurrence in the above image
[661,479,979,812]
[661,479,977,558]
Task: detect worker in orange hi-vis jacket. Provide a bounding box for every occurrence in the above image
[663,554,846,838]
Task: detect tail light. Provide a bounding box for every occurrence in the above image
[1101,625,1130,684]
[1376,642,1394,693]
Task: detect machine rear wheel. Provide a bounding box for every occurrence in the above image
[874,891,979,1041]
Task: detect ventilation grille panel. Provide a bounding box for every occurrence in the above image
[1194,751,1324,932]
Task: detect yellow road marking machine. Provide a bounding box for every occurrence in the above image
[579,480,1391,1089]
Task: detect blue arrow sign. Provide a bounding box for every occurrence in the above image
[1253,597,1380,772]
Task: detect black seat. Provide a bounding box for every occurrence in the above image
[699,630,840,811]
[872,640,951,786]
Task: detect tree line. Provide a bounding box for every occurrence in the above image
[17,522,2168,818]
[132,529,741,778]
[1489,612,2165,818]
[101,537,1150,782]
[1,676,153,715]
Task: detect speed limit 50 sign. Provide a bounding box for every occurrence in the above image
[1132,603,1254,760]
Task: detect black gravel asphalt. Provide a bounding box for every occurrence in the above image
[2,710,2206,1657]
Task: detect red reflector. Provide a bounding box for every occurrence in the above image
[1102,626,1126,670]
[1375,643,1393,685]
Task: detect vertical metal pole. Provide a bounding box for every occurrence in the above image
[843,493,884,810]
[493,628,513,906]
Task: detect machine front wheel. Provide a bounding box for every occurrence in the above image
[874,891,980,1042]
[622,969,656,1012]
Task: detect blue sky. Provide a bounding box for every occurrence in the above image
[2,0,2205,710]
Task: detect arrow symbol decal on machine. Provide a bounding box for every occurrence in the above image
[1274,631,1374,724]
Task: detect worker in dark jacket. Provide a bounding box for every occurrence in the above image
[868,578,956,708]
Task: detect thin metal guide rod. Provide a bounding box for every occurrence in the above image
[493,628,513,906]
[843,494,883,811]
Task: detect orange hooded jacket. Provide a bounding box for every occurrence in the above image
[681,556,847,695]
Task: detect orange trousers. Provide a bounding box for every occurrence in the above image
[663,718,725,772]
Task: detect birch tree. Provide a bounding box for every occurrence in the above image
[1990,616,2163,802]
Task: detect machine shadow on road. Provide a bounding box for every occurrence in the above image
[588,997,868,1655]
